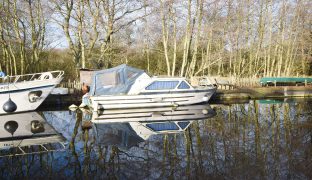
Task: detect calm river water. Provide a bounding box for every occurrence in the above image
[0,98,311,179]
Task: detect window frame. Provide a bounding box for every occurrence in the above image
[177,80,191,89]
[145,80,180,91]
[143,79,193,92]
[177,121,191,130]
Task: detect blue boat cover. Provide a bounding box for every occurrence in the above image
[89,64,146,95]
[0,71,6,77]
[94,123,144,150]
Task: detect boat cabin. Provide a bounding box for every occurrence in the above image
[89,64,195,96]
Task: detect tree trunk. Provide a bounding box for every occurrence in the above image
[180,0,191,77]
[78,0,86,68]
[171,10,177,77]
[160,0,170,76]
[188,0,203,77]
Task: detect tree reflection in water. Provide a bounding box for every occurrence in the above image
[0,100,311,179]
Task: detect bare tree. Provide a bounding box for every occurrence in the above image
[52,0,101,69]
[1,0,310,78]
[27,0,46,72]
[180,0,192,77]
[159,0,171,76]
[98,0,146,67]
[187,0,203,77]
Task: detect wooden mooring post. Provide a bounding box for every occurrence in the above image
[59,80,82,94]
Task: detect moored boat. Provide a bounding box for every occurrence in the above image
[83,64,216,111]
[0,71,64,115]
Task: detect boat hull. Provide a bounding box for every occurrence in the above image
[89,88,216,111]
[0,78,62,115]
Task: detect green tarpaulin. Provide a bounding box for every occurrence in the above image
[260,77,312,85]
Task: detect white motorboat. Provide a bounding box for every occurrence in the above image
[83,64,216,111]
[0,71,64,114]
[0,112,66,157]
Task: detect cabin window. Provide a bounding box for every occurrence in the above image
[177,121,190,129]
[145,81,179,90]
[146,123,179,131]
[178,81,190,89]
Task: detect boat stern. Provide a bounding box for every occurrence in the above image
[202,86,217,102]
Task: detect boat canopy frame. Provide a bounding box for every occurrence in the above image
[89,64,146,96]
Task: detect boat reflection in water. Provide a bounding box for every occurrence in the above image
[1,99,311,179]
[0,112,66,157]
[91,105,216,149]
[92,104,216,122]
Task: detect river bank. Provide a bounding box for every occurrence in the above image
[214,86,312,100]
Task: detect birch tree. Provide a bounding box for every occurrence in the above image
[180,0,192,77]
[187,0,203,77]
[159,0,171,76]
[98,0,146,67]
[52,0,100,69]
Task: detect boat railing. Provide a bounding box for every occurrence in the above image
[0,70,64,84]
[0,142,66,157]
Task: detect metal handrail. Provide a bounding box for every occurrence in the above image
[0,71,64,85]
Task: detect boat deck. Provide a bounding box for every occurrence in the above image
[0,71,64,85]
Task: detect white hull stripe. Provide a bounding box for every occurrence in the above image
[0,85,55,94]
[0,134,58,141]
[139,89,215,95]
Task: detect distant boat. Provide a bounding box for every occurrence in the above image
[0,71,64,115]
[83,64,216,110]
[0,112,66,157]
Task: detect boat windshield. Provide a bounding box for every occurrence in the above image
[90,64,146,95]
[177,81,191,89]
